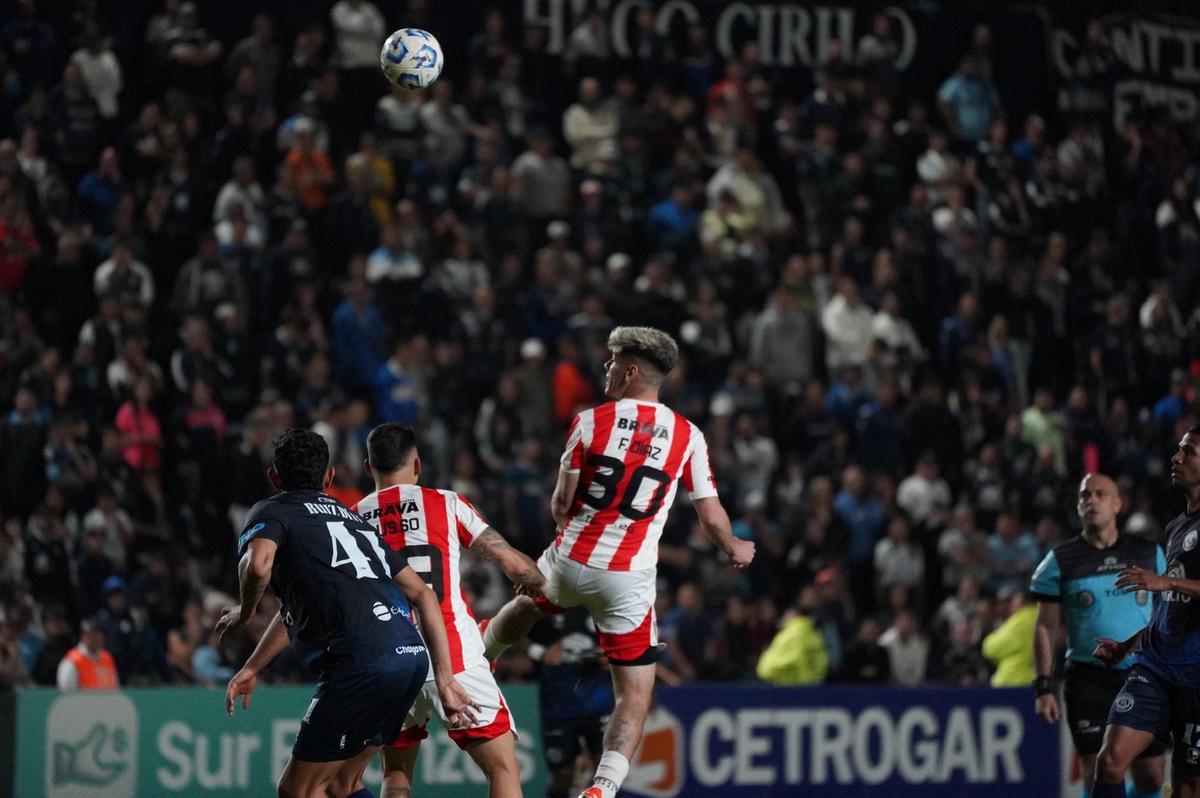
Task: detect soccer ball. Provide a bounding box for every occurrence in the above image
[380,28,444,91]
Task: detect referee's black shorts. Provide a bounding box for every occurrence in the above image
[1063,661,1166,758]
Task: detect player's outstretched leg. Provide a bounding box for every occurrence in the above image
[579,663,655,798]
[380,745,419,798]
[464,731,523,798]
[279,746,379,798]
[1092,725,1156,798]
[483,595,546,661]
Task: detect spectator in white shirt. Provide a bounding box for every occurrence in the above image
[879,610,929,686]
[330,0,385,69]
[874,514,925,598]
[820,276,874,371]
[897,453,952,527]
[872,290,925,363]
[93,242,154,308]
[213,156,266,234]
[562,77,618,171]
[70,29,123,119]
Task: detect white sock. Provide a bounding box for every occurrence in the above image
[482,620,508,661]
[593,751,630,795]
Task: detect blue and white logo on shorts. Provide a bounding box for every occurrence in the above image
[1114,693,1135,713]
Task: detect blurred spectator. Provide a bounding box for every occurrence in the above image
[663,583,717,681]
[896,453,952,527]
[879,609,929,686]
[981,587,1037,687]
[874,514,924,601]
[69,28,121,121]
[936,56,1000,144]
[821,277,873,371]
[56,617,118,690]
[563,77,617,171]
[756,591,828,686]
[986,512,1040,595]
[933,621,991,685]
[836,617,890,684]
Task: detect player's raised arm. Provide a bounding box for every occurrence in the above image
[393,566,481,726]
[693,496,755,568]
[472,528,546,596]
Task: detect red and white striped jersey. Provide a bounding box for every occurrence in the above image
[556,398,718,571]
[353,485,490,674]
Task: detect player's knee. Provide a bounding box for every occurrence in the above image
[1095,746,1128,783]
[326,773,360,797]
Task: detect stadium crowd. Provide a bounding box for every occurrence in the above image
[0,0,1198,692]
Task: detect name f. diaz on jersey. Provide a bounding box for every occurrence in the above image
[238,490,426,675]
[1138,509,1200,683]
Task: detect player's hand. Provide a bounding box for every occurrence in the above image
[1093,636,1129,666]
[437,677,482,728]
[515,582,544,600]
[1035,693,1059,724]
[214,607,245,642]
[1115,566,1171,593]
[225,667,257,715]
[728,538,755,569]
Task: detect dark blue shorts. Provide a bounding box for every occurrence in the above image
[541,713,608,771]
[1108,664,1200,774]
[292,652,428,762]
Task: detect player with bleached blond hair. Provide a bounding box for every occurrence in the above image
[481,326,755,798]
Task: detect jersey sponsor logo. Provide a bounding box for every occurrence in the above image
[371,602,408,622]
[1096,556,1124,573]
[615,416,669,439]
[45,693,138,798]
[359,499,419,521]
[1186,529,1199,552]
[1113,693,1135,713]
[1073,590,1095,607]
[625,705,685,797]
[395,645,427,656]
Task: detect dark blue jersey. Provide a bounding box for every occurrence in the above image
[530,607,615,722]
[1030,534,1163,668]
[1135,509,1200,685]
[238,490,425,677]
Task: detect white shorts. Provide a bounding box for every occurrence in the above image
[388,663,514,750]
[535,542,658,663]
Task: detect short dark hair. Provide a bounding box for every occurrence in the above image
[367,423,418,474]
[271,428,329,491]
[1189,425,1200,437]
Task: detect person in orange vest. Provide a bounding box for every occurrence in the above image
[56,618,119,690]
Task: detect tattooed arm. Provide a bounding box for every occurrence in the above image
[471,528,547,596]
